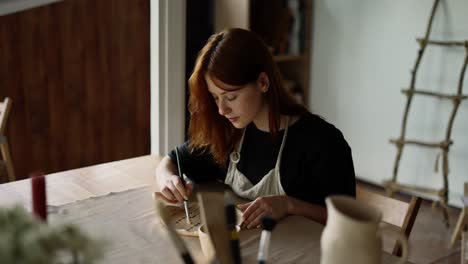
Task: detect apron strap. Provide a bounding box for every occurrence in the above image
[275,117,290,170]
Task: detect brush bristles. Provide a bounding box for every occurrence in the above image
[261,217,277,232]
[224,191,237,226]
[224,191,235,206]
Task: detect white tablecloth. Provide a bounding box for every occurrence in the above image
[49,187,407,264]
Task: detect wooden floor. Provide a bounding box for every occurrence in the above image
[360,181,462,264]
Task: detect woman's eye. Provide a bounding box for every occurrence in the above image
[226,95,237,101]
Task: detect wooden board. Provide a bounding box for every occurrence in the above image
[164,202,202,236]
[163,202,244,237]
[197,192,233,264]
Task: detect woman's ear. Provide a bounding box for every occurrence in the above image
[257,72,270,93]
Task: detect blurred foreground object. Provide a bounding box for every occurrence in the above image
[0,206,104,264]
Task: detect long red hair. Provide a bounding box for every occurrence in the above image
[188,28,307,165]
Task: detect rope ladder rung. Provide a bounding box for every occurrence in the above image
[390,139,452,149]
[401,88,468,100]
[416,38,468,47]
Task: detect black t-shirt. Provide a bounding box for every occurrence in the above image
[168,113,356,205]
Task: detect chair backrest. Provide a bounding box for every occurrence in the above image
[356,184,422,256]
[0,97,12,134]
[0,97,15,182]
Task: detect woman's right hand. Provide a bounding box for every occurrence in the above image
[155,175,194,204]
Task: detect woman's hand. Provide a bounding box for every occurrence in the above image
[237,195,293,229]
[155,175,194,204]
[155,156,194,204]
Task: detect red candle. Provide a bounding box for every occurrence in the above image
[31,173,47,222]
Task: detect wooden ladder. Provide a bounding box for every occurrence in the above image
[384,0,468,226]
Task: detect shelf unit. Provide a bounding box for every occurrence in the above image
[215,0,312,106]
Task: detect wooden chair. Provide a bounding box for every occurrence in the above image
[0,97,15,182]
[356,184,423,256]
[450,182,468,248]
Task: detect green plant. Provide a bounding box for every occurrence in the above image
[0,206,104,264]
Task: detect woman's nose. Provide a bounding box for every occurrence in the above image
[218,100,231,116]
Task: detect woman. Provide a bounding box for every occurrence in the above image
[156,28,355,228]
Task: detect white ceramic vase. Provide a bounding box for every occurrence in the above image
[321,195,408,264]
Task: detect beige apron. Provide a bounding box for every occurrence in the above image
[224,119,289,200]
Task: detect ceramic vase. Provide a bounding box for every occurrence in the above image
[321,195,408,264]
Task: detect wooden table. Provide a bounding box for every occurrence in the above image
[0,155,160,209]
[0,155,409,264]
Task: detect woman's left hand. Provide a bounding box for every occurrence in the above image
[237,195,292,229]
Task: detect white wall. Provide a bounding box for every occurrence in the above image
[150,0,186,156]
[311,0,468,207]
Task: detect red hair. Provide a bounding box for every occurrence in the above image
[188,28,306,165]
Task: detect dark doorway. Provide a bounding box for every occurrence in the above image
[184,0,215,139]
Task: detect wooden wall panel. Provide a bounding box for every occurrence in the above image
[0,0,150,181]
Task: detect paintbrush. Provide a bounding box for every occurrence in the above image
[257,217,277,264]
[225,191,242,264]
[175,147,191,224]
[156,200,195,264]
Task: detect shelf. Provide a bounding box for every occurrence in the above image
[215,0,312,106]
[273,54,303,62]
